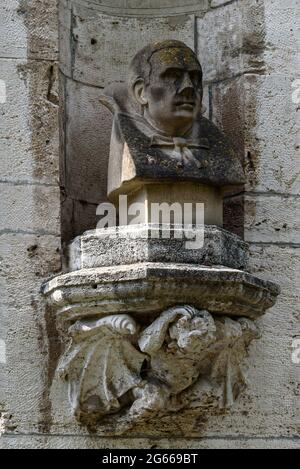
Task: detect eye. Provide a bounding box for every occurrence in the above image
[172,70,183,80]
[189,71,202,85]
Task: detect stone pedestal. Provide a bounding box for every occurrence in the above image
[43,224,279,433]
[124,182,223,226]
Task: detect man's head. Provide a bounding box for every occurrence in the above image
[129,40,203,136]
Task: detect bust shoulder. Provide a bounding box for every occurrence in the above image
[100,84,244,201]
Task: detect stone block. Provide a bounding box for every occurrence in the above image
[0,233,61,308]
[212,74,300,194]
[0,233,61,433]
[202,83,210,119]
[223,194,245,239]
[26,60,60,183]
[19,0,58,61]
[0,1,27,59]
[59,72,67,188]
[263,0,300,75]
[0,59,32,180]
[248,244,300,305]
[0,183,60,235]
[199,242,300,438]
[67,225,248,271]
[203,308,299,437]
[197,0,265,83]
[250,74,300,194]
[58,0,72,78]
[61,196,99,245]
[65,78,112,204]
[211,75,246,164]
[200,0,298,81]
[0,59,59,185]
[0,0,58,61]
[244,194,300,244]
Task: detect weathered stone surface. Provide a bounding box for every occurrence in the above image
[0,58,59,185]
[67,225,248,271]
[248,244,300,305]
[70,7,196,86]
[0,58,32,181]
[200,243,300,439]
[197,0,265,83]
[248,74,300,194]
[200,0,298,81]
[43,262,279,322]
[244,194,300,244]
[223,194,245,239]
[202,83,210,119]
[212,74,300,194]
[19,0,58,61]
[61,197,99,245]
[0,1,27,59]
[0,234,61,303]
[0,233,61,433]
[0,183,60,235]
[58,0,72,78]
[126,183,224,226]
[0,0,58,60]
[0,0,61,441]
[65,78,112,204]
[263,0,300,75]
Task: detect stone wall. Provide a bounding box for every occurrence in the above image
[0,0,61,440]
[0,0,299,449]
[199,0,300,445]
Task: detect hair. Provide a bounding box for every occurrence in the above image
[128,40,202,88]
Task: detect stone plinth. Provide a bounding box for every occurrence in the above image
[67,224,248,271]
[124,182,223,226]
[43,224,279,433]
[44,261,279,324]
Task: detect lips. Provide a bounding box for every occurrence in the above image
[176,102,195,110]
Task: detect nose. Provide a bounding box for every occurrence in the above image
[178,73,194,94]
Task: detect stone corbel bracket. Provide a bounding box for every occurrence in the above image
[43,225,280,433]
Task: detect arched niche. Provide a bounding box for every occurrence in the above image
[59,0,209,244]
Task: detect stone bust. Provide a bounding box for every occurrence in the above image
[100,40,244,201]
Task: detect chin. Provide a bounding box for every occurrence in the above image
[173,111,194,123]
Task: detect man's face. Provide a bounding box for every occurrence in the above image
[143,47,203,136]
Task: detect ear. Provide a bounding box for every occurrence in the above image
[132,78,148,106]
